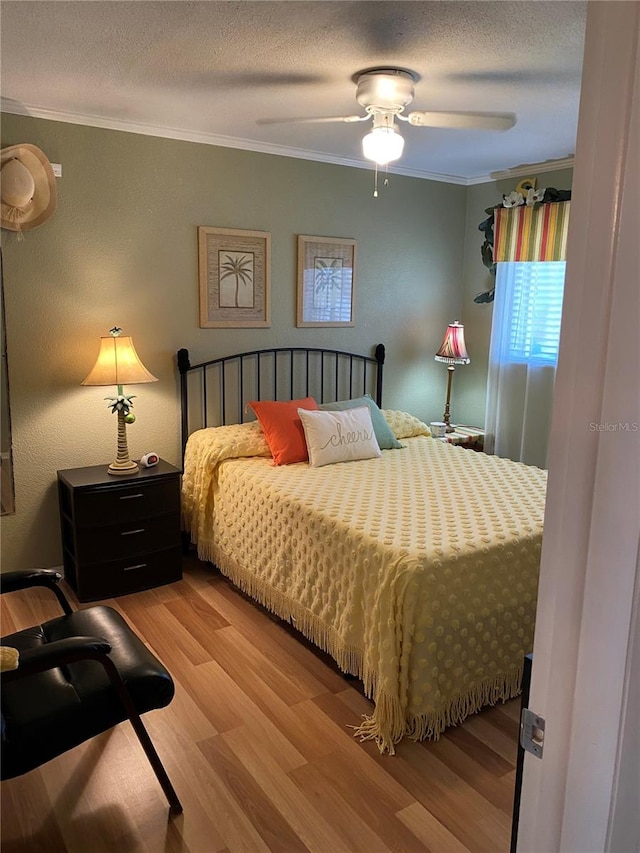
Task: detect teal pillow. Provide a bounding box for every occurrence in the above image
[319,394,403,450]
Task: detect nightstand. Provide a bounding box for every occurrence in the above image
[437,426,485,451]
[57,460,182,602]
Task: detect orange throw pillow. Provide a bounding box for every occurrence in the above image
[248,397,319,465]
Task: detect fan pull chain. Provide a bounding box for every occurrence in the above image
[372,163,392,197]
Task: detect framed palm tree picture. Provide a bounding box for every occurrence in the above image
[198,226,271,327]
[297,235,356,327]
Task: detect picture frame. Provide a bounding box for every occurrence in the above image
[198,226,271,328]
[296,235,356,327]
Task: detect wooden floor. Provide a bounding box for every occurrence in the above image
[1,555,520,853]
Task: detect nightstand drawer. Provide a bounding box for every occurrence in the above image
[73,479,180,527]
[58,460,183,602]
[75,545,182,602]
[72,512,181,563]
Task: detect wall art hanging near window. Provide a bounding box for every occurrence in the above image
[198,226,271,327]
[297,235,356,327]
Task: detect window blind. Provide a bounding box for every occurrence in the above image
[499,261,566,365]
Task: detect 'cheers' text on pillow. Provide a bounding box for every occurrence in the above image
[297,406,381,467]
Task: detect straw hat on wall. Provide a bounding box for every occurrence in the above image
[1,143,57,233]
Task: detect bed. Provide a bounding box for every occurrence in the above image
[178,344,547,753]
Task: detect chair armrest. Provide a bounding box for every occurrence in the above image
[1,635,145,748]
[0,632,183,812]
[0,570,73,615]
[1,569,63,593]
[0,636,111,684]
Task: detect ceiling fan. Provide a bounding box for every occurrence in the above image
[259,67,516,169]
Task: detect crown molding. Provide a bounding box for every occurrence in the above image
[487,157,575,181]
[0,101,471,185]
[1,100,572,187]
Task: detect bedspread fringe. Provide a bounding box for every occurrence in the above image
[198,539,523,756]
[199,541,368,681]
[354,666,524,754]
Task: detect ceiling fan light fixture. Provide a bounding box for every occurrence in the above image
[362,124,405,165]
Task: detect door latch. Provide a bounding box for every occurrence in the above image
[520,708,545,758]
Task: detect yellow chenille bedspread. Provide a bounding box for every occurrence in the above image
[182,420,547,752]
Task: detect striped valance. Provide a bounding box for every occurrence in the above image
[493,201,570,262]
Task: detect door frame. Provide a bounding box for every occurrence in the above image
[517,3,640,851]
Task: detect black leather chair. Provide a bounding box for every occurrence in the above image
[0,569,182,813]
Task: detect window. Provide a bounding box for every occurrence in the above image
[497,261,566,365]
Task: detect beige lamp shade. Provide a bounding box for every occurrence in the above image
[82,330,157,476]
[82,335,158,386]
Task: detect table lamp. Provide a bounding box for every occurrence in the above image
[82,327,158,475]
[434,321,470,432]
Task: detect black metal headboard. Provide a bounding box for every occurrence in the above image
[177,343,385,459]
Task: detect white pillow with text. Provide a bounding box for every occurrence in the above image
[297,406,381,468]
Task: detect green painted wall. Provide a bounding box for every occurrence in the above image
[1,114,468,570]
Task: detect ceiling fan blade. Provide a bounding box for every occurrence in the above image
[406,111,516,131]
[257,114,368,126]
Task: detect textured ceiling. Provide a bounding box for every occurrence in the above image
[0,1,587,183]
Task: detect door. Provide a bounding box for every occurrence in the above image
[516,3,640,851]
